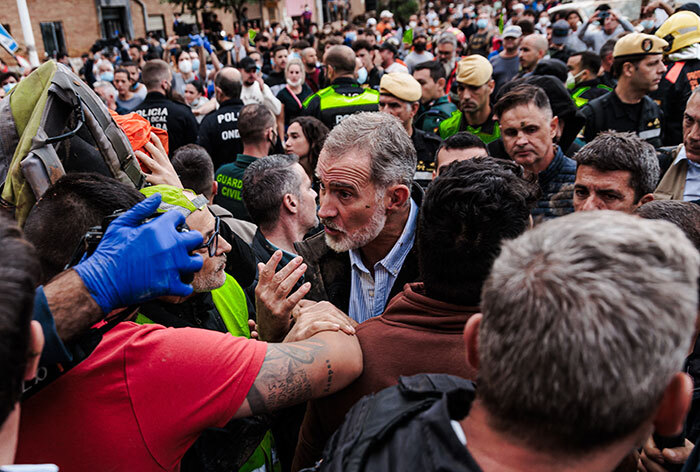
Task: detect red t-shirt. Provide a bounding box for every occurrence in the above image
[16,322,267,471]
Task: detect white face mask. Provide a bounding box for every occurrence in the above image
[179,60,193,74]
[566,70,584,89]
[287,77,303,87]
[409,21,418,28]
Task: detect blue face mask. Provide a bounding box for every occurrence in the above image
[346,32,357,42]
[100,72,114,82]
[2,82,16,94]
[641,20,655,30]
[357,67,368,84]
[288,52,301,61]
[191,59,200,72]
[477,19,489,29]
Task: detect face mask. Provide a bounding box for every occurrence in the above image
[100,71,114,82]
[641,19,655,30]
[477,19,489,29]
[494,1,502,10]
[190,97,200,107]
[271,57,276,68]
[287,77,303,87]
[357,67,368,84]
[275,27,282,36]
[539,17,550,26]
[179,60,192,74]
[289,52,301,61]
[346,32,357,42]
[414,42,427,52]
[409,21,418,28]
[566,71,584,89]
[191,59,200,72]
[2,82,16,94]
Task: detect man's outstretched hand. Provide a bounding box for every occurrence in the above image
[255,250,311,342]
[74,194,204,313]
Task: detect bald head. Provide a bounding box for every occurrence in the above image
[324,45,356,76]
[215,67,242,101]
[524,34,548,53]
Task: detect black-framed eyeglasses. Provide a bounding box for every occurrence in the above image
[197,216,220,257]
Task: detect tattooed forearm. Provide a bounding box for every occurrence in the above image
[323,359,333,393]
[246,340,327,415]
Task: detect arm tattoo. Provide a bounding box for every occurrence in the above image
[246,340,326,415]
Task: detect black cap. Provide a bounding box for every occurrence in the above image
[379,41,398,55]
[238,56,257,71]
[596,3,611,11]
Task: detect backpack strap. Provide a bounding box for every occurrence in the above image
[22,306,135,400]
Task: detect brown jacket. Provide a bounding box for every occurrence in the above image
[655,145,689,201]
[292,283,479,470]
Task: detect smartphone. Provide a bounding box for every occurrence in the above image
[176,36,190,47]
[234,35,241,49]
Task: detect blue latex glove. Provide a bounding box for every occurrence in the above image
[74,195,204,314]
[202,36,213,54]
[188,34,203,49]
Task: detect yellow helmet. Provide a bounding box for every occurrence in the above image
[655,11,700,54]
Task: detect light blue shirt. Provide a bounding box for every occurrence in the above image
[348,199,418,323]
[674,146,700,201]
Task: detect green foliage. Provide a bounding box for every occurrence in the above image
[377,0,419,24]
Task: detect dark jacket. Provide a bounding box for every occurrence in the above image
[412,128,442,188]
[582,90,663,148]
[305,374,482,472]
[294,184,424,312]
[652,58,700,146]
[293,283,479,470]
[533,146,577,220]
[132,92,199,155]
[415,95,457,135]
[197,98,244,171]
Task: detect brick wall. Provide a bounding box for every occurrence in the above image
[0,0,329,65]
[0,0,100,63]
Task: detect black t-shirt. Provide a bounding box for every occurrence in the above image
[276,84,313,128]
[265,70,287,95]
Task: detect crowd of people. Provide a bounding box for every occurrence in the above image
[1,0,700,471]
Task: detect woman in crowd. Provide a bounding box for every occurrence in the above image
[276,57,313,131]
[285,116,329,181]
[184,80,209,122]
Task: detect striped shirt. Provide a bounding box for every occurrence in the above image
[348,199,418,323]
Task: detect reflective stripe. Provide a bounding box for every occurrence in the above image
[666,61,686,85]
[638,128,661,139]
[414,171,433,181]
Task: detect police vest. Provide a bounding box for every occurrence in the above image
[571,83,613,108]
[303,83,379,128]
[438,110,501,144]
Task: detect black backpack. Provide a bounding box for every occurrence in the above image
[303,373,479,472]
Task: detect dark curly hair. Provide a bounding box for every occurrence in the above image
[418,157,540,305]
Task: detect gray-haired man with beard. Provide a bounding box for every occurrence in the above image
[292,112,420,324]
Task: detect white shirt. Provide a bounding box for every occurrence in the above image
[241,82,282,116]
[385,61,409,74]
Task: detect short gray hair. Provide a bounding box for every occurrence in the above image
[436,33,458,47]
[573,131,660,201]
[319,112,417,188]
[478,211,699,453]
[242,154,301,229]
[93,81,117,100]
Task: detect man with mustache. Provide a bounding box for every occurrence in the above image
[438,55,500,146]
[655,88,700,203]
[495,84,577,220]
[292,112,421,324]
